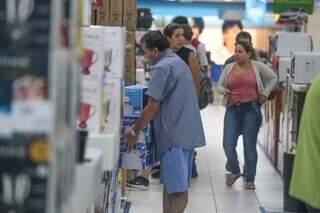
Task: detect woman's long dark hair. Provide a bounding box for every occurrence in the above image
[236,40,258,60]
[163,23,182,38]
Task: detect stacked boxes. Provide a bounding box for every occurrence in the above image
[120,85,156,170]
[79,26,125,133]
[92,0,110,26]
[91,0,137,30]
[125,31,136,86]
[91,0,137,86]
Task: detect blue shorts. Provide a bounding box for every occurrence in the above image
[160,147,194,194]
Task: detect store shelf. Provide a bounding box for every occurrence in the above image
[71,148,103,213]
[88,131,120,171]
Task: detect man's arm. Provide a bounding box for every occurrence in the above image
[133,97,160,133]
[124,97,160,150]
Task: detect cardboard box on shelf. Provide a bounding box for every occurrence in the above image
[87,26,126,79]
[123,0,137,31]
[120,115,154,170]
[110,0,123,26]
[96,0,110,26]
[78,80,102,133]
[124,85,148,116]
[81,27,105,81]
[125,31,136,85]
[101,77,122,132]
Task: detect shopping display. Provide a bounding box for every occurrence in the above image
[0,0,319,212]
[0,0,82,213]
[120,85,157,170]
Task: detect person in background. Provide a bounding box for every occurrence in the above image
[224,31,252,68]
[126,23,200,189]
[213,20,243,65]
[290,75,320,213]
[190,17,209,72]
[180,24,197,54]
[172,16,189,25]
[124,30,205,213]
[217,41,277,190]
[164,23,200,97]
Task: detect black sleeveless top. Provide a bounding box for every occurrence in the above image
[175,47,193,65]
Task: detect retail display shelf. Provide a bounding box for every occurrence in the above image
[88,131,120,171]
[71,148,103,213]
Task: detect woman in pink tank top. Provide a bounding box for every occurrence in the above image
[220,41,275,190]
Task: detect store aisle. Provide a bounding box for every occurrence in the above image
[127,104,284,213]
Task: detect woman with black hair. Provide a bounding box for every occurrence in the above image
[164,23,200,97]
[217,41,277,190]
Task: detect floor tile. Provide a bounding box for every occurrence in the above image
[127,105,284,213]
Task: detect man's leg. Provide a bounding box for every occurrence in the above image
[140,168,152,179]
[168,191,188,213]
[163,187,170,213]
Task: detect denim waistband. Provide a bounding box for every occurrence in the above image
[229,100,260,107]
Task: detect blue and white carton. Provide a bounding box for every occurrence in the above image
[120,115,155,170]
[124,85,148,116]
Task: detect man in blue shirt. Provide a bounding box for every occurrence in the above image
[123,30,205,212]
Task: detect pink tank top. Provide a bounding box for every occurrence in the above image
[227,66,258,106]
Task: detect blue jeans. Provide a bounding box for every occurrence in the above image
[223,101,262,182]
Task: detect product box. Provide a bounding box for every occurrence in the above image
[78,80,102,133]
[125,31,136,85]
[120,116,153,169]
[110,0,123,26]
[94,26,126,79]
[124,85,148,115]
[81,27,105,81]
[101,77,122,132]
[123,0,137,31]
[92,0,110,26]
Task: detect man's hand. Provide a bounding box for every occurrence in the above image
[258,94,268,104]
[123,127,139,151]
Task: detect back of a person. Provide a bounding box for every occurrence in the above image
[152,52,205,156]
[290,74,320,209]
[176,46,192,65]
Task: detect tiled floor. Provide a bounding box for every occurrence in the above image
[127,104,284,213]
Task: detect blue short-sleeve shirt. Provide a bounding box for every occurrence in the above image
[146,49,206,157]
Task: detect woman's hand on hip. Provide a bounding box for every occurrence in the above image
[258,94,268,104]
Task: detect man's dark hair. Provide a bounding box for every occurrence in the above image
[163,23,182,38]
[180,24,193,41]
[172,16,188,25]
[140,30,169,52]
[222,20,243,32]
[192,17,205,34]
[236,31,252,43]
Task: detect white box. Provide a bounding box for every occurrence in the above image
[290,52,320,84]
[71,148,103,213]
[90,26,126,79]
[278,57,291,82]
[274,32,312,57]
[88,131,120,171]
[81,27,105,81]
[101,77,122,132]
[78,80,101,133]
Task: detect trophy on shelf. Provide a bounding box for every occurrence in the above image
[82,49,99,75]
[78,102,96,129]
